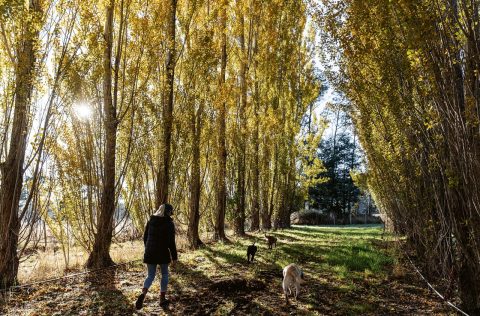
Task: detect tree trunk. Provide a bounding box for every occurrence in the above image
[285,147,296,228]
[214,0,228,242]
[187,96,203,249]
[234,6,247,236]
[347,132,356,217]
[86,0,116,269]
[330,107,340,215]
[250,34,260,231]
[264,146,278,230]
[449,1,480,312]
[273,176,286,229]
[275,157,293,229]
[455,204,480,313]
[156,0,177,207]
[260,142,271,230]
[0,0,42,289]
[458,249,480,314]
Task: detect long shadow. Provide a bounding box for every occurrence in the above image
[270,231,302,242]
[301,273,360,315]
[278,243,324,264]
[178,252,284,314]
[200,247,226,269]
[294,224,383,231]
[278,239,392,273]
[85,267,134,315]
[166,261,219,315]
[242,233,262,243]
[274,229,346,242]
[202,244,246,265]
[266,227,392,276]
[169,261,270,315]
[273,230,345,242]
[289,226,383,238]
[172,261,213,288]
[230,300,278,316]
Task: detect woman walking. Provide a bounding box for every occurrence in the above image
[136,203,178,310]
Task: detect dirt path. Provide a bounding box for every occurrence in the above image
[1,227,455,315]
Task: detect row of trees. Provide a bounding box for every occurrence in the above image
[0,0,323,288]
[319,0,480,313]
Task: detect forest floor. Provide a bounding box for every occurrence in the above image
[0,225,455,315]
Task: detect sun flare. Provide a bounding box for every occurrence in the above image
[74,103,93,120]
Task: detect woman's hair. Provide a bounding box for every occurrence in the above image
[154,203,174,217]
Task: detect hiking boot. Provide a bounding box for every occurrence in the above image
[160,297,170,307]
[135,293,145,310]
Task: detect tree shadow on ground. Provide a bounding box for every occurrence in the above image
[267,242,319,266]
[168,261,219,315]
[202,244,246,265]
[299,270,366,316]
[200,247,226,269]
[289,226,383,238]
[168,261,277,315]
[85,267,134,315]
[242,233,262,243]
[270,231,302,242]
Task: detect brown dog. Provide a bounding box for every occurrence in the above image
[265,233,277,249]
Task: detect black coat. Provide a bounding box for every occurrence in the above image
[143,215,178,264]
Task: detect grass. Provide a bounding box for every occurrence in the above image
[19,225,390,284]
[18,241,144,283]
[159,224,397,315]
[179,225,393,281]
[6,224,450,315]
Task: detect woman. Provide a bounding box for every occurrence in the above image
[136,203,178,310]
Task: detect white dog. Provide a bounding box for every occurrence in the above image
[282,263,305,304]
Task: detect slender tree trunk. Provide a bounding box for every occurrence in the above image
[273,175,286,229]
[265,146,278,230]
[156,0,177,207]
[260,140,271,230]
[234,6,247,236]
[214,0,228,242]
[458,245,480,314]
[250,35,260,231]
[285,145,296,228]
[275,146,294,229]
[452,183,480,313]
[87,0,116,268]
[347,132,356,216]
[0,0,42,289]
[330,108,340,214]
[449,1,480,312]
[188,96,203,249]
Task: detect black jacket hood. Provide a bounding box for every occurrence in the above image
[149,215,172,225]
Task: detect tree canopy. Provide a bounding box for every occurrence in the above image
[0,0,322,288]
[318,0,480,312]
